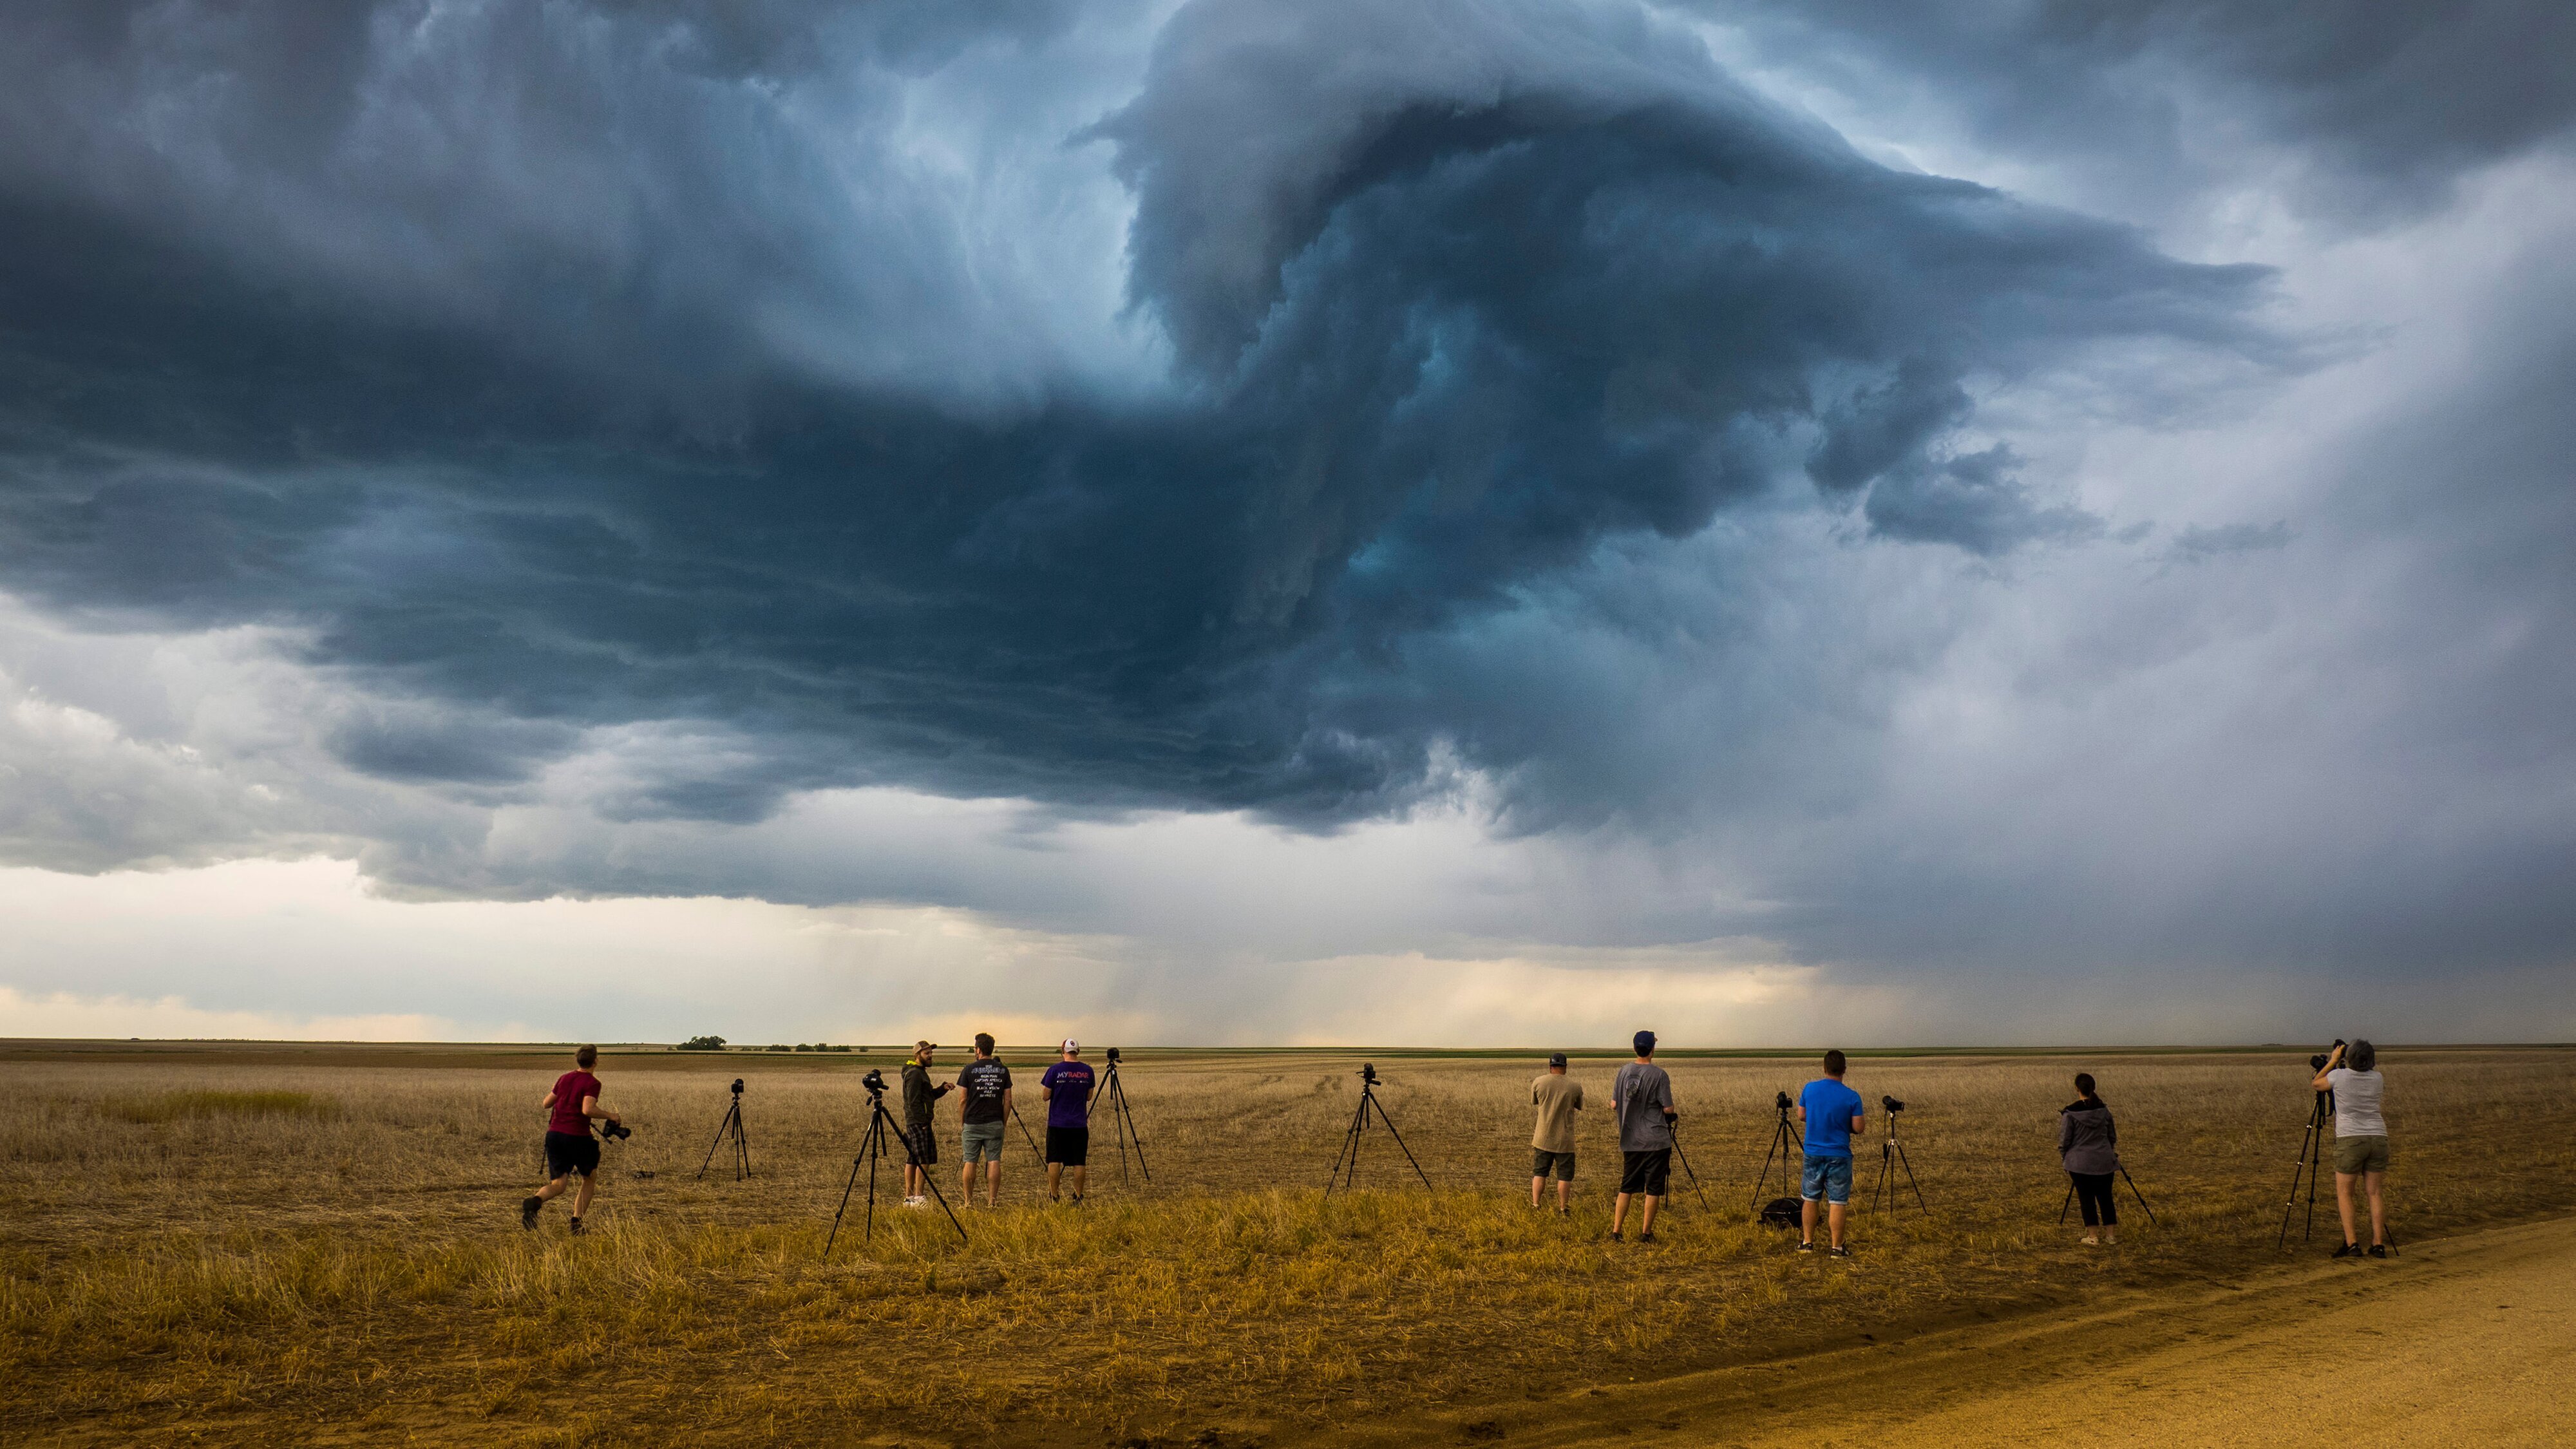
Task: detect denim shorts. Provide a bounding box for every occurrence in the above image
[1801,1152,1853,1204]
[961,1121,1006,1163]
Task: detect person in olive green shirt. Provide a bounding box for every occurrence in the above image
[1530,1052,1584,1213]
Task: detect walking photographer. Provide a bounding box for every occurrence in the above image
[900,1041,949,1209]
[521,1044,623,1234]
[1610,1031,1675,1242]
[2316,1040,2392,1258]
[2059,1072,2119,1245]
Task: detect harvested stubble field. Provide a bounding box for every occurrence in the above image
[3,1043,2573,1448]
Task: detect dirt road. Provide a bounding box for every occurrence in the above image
[1347,1213,2576,1449]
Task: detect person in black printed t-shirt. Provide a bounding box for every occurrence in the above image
[954,1032,1014,1207]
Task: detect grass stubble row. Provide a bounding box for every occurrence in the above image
[3,1048,2571,1446]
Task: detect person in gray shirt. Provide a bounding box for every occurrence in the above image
[2058,1072,2119,1245]
[1609,1030,1676,1242]
[2315,1039,2391,1258]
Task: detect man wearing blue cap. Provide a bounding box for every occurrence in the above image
[1609,1030,1677,1242]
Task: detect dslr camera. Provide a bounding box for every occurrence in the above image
[1359,1062,1379,1085]
[1882,1095,1907,1113]
[1106,1046,1122,1063]
[2307,1039,2348,1072]
[861,1067,888,1095]
[1774,1089,1793,1113]
[601,1119,633,1141]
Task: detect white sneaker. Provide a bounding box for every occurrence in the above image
[905,1196,928,1209]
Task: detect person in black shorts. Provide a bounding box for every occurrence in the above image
[1039,1039,1097,1203]
[524,1044,621,1233]
[900,1040,949,1209]
[1610,1031,1677,1242]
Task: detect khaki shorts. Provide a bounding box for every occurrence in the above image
[2334,1134,2390,1175]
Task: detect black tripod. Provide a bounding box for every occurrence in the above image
[1090,1048,1151,1184]
[1750,1091,1797,1214]
[1865,1103,1929,1215]
[1325,1063,1432,1197]
[826,1072,965,1255]
[1665,1118,1711,1210]
[2277,1087,2331,1247]
[696,1077,752,1181]
[2057,1162,2161,1227]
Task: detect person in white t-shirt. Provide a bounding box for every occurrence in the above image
[2313,1039,2390,1258]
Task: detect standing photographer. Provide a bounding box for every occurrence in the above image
[2059,1072,2119,1245]
[1530,1052,1583,1214]
[1610,1030,1675,1242]
[955,1032,1013,1208]
[1795,1049,1864,1257]
[1040,1039,1095,1204]
[521,1044,621,1234]
[2316,1040,2392,1258]
[900,1041,949,1209]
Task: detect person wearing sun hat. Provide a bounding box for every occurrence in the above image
[1039,1039,1097,1203]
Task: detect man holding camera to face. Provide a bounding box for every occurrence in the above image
[1797,1049,1865,1257]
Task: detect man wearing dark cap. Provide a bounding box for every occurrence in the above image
[1611,1030,1677,1242]
[1530,1051,1584,1213]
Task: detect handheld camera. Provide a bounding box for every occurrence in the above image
[602,1119,634,1141]
[2307,1039,2348,1072]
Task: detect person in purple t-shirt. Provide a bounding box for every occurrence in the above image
[1039,1040,1097,1204]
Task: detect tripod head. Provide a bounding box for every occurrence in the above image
[729,1077,744,1098]
[1106,1046,1122,1064]
[860,1068,887,1101]
[1774,1089,1792,1119]
[1358,1062,1379,1086]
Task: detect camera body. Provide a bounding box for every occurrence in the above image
[1882,1095,1907,1113]
[1106,1046,1122,1063]
[861,1067,887,1095]
[1774,1089,1792,1113]
[1359,1062,1379,1085]
[729,1077,745,1096]
[601,1120,633,1141]
[2307,1039,2349,1072]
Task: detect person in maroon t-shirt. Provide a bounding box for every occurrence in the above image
[522,1044,621,1233]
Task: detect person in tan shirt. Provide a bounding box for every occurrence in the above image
[1530,1052,1584,1213]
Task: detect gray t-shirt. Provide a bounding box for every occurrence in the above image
[1612,1061,1675,1151]
[2328,1067,2386,1137]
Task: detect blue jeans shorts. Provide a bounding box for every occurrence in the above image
[1801,1152,1853,1204]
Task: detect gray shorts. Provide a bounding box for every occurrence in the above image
[961,1121,1006,1164]
[2334,1134,2390,1175]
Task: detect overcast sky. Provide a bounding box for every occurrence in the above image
[3,0,2571,1046]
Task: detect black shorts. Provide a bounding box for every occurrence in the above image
[1531,1149,1577,1181]
[1046,1126,1090,1166]
[1620,1148,1671,1197]
[905,1121,939,1166]
[544,1130,600,1180]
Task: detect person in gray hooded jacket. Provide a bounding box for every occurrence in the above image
[2059,1073,2120,1245]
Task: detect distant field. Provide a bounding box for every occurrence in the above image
[3,1043,2572,1447]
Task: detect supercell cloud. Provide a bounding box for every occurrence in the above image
[0,0,2571,1040]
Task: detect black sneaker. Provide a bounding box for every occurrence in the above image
[520,1195,542,1231]
[2331,1242,2362,1258]
[1607,1231,1624,1242]
[1639,1232,1658,1244]
[1797,1240,1816,1253]
[1829,1245,1851,1258]
[2368,1244,2389,1259]
[567,1216,585,1235]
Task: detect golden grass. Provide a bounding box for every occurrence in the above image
[3,1046,2573,1446]
[97,1090,338,1124]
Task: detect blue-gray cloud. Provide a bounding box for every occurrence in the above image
[0,0,2278,831]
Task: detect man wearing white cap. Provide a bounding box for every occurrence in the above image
[1039,1039,1097,1203]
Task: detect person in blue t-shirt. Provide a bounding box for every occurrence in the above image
[1795,1050,1866,1256]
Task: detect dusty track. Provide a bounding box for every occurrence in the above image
[1349,1213,2576,1449]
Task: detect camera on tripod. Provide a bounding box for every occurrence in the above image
[2307,1039,2347,1072]
[1774,1090,1792,1113]
[1882,1095,1906,1113]
[1106,1046,1122,1063]
[729,1077,744,1096]
[1359,1063,1379,1085]
[860,1068,887,1095]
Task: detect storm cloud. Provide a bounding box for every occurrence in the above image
[0,0,2276,826]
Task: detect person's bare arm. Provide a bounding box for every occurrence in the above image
[579,1092,620,1124]
[540,1090,558,1110]
[1848,1112,1864,1138]
[2311,1043,2345,1092]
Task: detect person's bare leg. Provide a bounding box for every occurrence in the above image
[1531,1175,1544,1208]
[536,1171,572,1203]
[572,1173,595,1218]
[1801,1197,1819,1246]
[904,1162,922,1199]
[1612,1192,1632,1235]
[962,1160,975,1206]
[1048,1160,1065,1199]
[985,1160,1002,1208]
[1639,1194,1659,1235]
[2366,1171,2387,1246]
[1828,1201,1846,1250]
[1555,1177,1572,1211]
[1069,1164,1086,1198]
[2335,1171,2360,1245]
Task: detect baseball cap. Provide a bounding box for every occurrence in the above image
[1633,1029,1657,1054]
[1548,1052,1568,1067]
[1062,1038,1081,1054]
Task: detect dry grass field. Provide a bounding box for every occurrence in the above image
[3,1042,2573,1447]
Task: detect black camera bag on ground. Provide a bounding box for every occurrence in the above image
[1758,1197,1803,1229]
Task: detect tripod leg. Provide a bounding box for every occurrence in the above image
[826,1112,880,1258]
[1012,1102,1043,1159]
[2060,1177,2074,1226]
[1367,1088,1434,1189]
[736,1104,752,1180]
[866,1122,882,1244]
[1895,1141,1928,1212]
[1671,1134,1710,1210]
[1123,1090,1152,1183]
[698,1103,733,1180]
[2119,1164,2158,1227]
[2277,1122,2310,1249]
[883,1100,967,1243]
[1326,1094,1369,1197]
